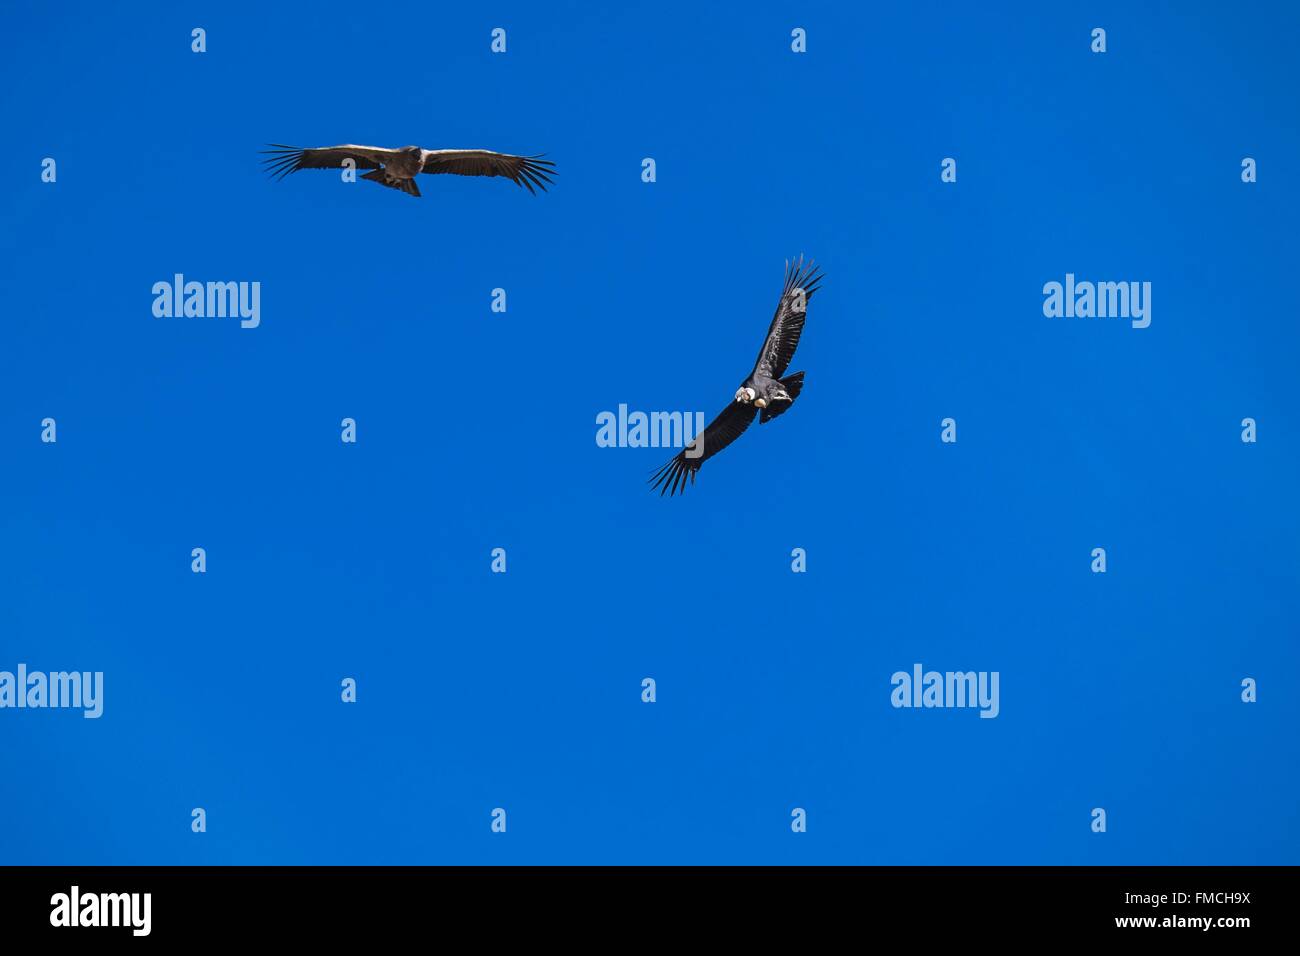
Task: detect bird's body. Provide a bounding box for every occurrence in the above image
[382,146,425,180]
[261,143,556,197]
[737,372,792,410]
[650,258,822,496]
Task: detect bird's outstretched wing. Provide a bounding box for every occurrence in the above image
[261,144,395,180]
[419,150,556,194]
[648,401,757,497]
[752,257,823,379]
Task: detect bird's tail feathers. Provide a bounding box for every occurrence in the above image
[361,169,421,197]
[760,371,805,424]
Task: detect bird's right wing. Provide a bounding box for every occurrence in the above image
[648,401,758,496]
[419,150,556,193]
[261,144,395,180]
[752,257,823,379]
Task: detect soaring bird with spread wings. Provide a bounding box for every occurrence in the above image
[650,257,823,497]
[261,143,556,197]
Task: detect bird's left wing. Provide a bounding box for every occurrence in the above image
[420,150,556,193]
[261,144,394,180]
[752,257,823,379]
[648,401,758,497]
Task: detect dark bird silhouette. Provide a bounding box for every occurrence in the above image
[260,144,555,197]
[649,257,822,496]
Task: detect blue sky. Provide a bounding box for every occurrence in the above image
[0,0,1297,864]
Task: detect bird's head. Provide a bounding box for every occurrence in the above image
[734,386,757,405]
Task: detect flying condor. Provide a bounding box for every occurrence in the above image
[649,257,823,497]
[261,144,556,197]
